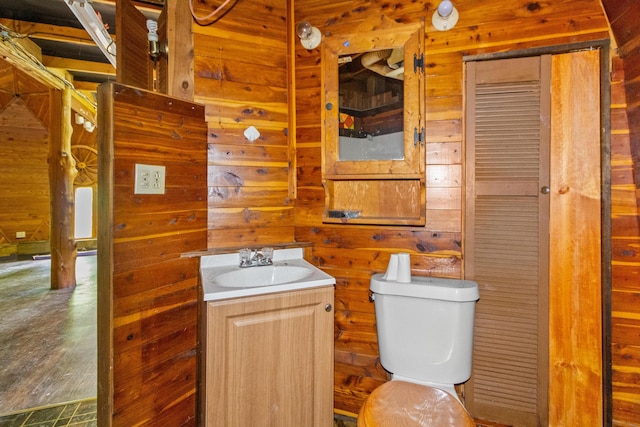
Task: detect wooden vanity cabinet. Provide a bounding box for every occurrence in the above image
[201,286,335,427]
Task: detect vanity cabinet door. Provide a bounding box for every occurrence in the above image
[203,286,334,427]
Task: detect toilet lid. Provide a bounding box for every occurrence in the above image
[358,381,476,427]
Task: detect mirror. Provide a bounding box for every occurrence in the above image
[338,48,405,161]
[322,21,425,177]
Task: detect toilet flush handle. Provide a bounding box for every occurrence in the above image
[369,292,375,302]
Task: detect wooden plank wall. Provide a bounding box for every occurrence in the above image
[602,0,640,191]
[0,61,49,247]
[97,83,208,426]
[190,0,294,250]
[292,0,610,417]
[585,2,640,424]
[601,1,640,420]
[187,0,640,423]
[609,55,640,427]
[0,103,48,245]
[0,60,96,252]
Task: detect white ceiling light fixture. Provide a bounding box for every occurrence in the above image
[432,0,459,31]
[66,0,117,67]
[296,21,322,50]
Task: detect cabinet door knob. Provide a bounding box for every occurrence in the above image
[541,186,550,194]
[325,303,332,312]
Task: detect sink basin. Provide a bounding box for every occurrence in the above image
[200,248,336,301]
[212,265,313,287]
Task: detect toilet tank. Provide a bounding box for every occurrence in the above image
[370,274,479,385]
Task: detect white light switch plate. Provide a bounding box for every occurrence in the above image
[134,163,166,194]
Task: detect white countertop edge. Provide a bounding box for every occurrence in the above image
[203,278,335,301]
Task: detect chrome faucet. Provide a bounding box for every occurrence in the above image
[239,247,273,268]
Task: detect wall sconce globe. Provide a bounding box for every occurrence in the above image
[296,21,322,49]
[432,0,459,31]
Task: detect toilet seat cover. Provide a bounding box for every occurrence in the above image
[358,380,475,427]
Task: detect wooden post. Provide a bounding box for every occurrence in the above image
[164,0,194,100]
[48,87,78,290]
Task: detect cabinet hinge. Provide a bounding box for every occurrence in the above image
[414,127,425,147]
[414,53,424,73]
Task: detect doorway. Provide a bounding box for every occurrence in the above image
[464,45,609,425]
[0,99,99,419]
[76,187,94,239]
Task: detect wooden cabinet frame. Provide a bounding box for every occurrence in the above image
[321,20,426,225]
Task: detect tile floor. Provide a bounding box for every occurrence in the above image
[0,399,356,427]
[0,398,96,427]
[0,400,499,427]
[334,413,358,427]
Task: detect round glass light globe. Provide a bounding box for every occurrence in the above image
[296,21,313,39]
[438,0,453,17]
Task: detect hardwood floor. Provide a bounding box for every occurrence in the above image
[0,256,97,416]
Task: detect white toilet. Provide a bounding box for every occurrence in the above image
[369,270,480,399]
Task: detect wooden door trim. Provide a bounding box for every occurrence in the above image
[96,83,115,427]
[537,54,551,426]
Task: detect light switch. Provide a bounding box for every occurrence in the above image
[134,163,165,194]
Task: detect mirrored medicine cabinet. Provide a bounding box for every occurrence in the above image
[321,19,426,225]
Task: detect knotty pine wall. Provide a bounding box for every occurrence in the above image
[97,83,208,426]
[0,61,97,255]
[0,92,49,247]
[292,0,610,416]
[601,2,640,424]
[0,62,50,250]
[610,55,640,427]
[192,0,295,249]
[190,0,640,423]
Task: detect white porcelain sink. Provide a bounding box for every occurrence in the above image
[212,265,314,288]
[200,248,335,301]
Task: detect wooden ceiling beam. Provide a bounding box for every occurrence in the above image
[0,40,64,90]
[73,81,101,92]
[93,0,163,15]
[0,38,96,117]
[0,18,116,83]
[0,18,116,48]
[43,56,115,79]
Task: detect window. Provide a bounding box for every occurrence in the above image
[74,187,93,239]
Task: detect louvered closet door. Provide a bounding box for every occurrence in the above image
[464,56,551,426]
